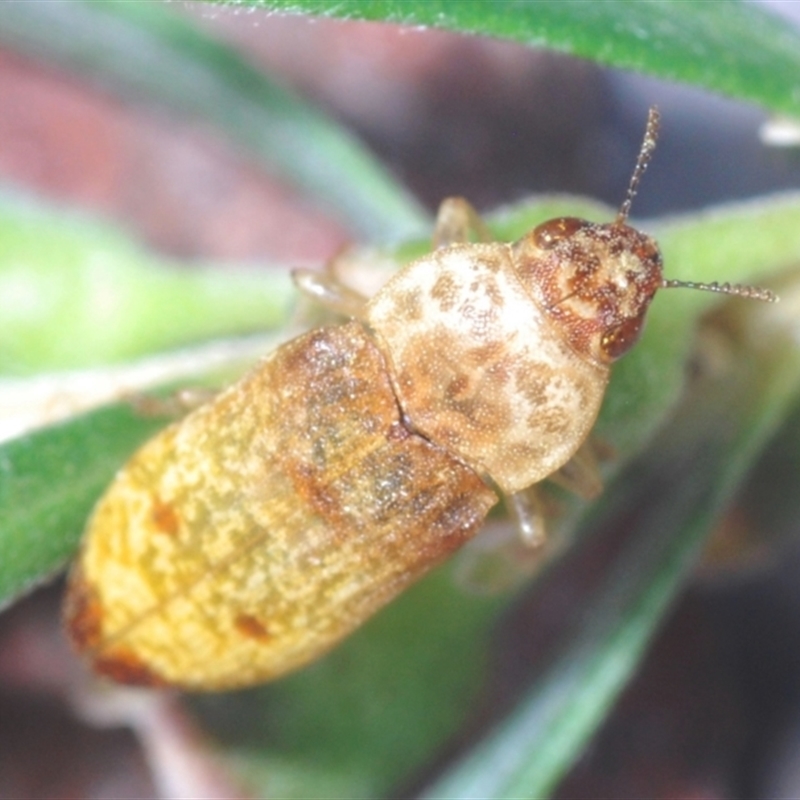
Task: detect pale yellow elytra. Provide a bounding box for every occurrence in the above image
[63,108,776,691]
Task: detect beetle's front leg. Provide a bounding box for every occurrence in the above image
[548,439,607,500]
[433,197,493,248]
[505,439,606,549]
[505,485,548,548]
[457,464,597,594]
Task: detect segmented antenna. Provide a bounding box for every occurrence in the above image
[616,106,661,225]
[662,278,778,303]
[616,107,778,304]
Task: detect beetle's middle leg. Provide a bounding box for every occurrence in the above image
[457,446,607,593]
[292,256,371,321]
[433,197,494,248]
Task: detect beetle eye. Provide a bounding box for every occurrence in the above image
[600,312,647,361]
[533,217,590,249]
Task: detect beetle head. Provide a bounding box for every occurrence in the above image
[512,216,664,364]
[511,106,776,366]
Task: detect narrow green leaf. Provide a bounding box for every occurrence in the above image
[0,403,170,606]
[421,288,800,799]
[0,194,294,374]
[0,0,428,241]
[198,0,800,116]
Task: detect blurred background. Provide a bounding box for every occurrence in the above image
[1,2,800,798]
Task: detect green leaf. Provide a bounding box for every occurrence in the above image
[196,0,800,116]
[0,403,170,606]
[0,0,428,241]
[4,192,800,795]
[0,194,294,374]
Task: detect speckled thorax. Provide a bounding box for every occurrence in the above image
[366,242,608,494]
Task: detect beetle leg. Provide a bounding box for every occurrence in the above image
[548,440,605,500]
[505,485,548,548]
[292,265,370,320]
[433,197,494,248]
[452,518,548,595]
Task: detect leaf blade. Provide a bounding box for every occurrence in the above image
[196,0,800,116]
[421,287,800,798]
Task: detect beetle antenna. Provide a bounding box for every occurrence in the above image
[662,278,778,303]
[616,106,661,226]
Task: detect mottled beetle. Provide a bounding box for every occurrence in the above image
[64,108,776,690]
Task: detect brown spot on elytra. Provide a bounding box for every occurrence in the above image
[420,490,488,562]
[280,326,353,383]
[234,613,272,641]
[63,568,104,652]
[433,492,485,536]
[151,496,180,536]
[65,570,169,687]
[287,462,345,526]
[92,647,168,687]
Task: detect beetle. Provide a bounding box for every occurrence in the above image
[63,108,776,690]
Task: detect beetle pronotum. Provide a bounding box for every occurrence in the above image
[64,108,776,690]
